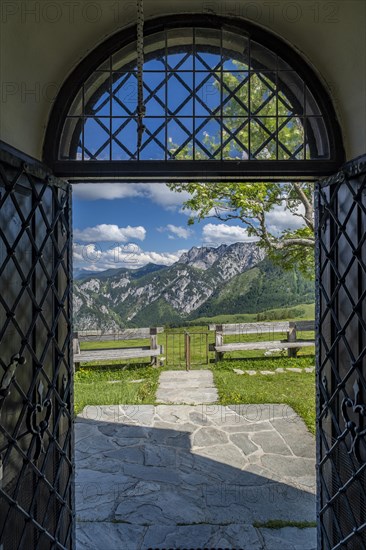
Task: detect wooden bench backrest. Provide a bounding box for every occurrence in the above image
[74,327,164,342]
[209,321,315,335]
[209,322,291,335]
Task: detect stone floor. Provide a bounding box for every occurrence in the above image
[156,369,219,404]
[76,403,316,549]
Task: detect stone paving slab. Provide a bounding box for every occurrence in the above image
[232,367,315,376]
[76,404,316,550]
[76,522,263,549]
[76,522,316,550]
[156,369,219,404]
[260,526,317,549]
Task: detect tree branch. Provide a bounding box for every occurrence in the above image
[291,183,314,231]
[257,211,273,248]
[274,238,315,249]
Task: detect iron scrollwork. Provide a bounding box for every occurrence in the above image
[321,375,329,418]
[27,380,52,460]
[61,373,68,416]
[0,355,26,408]
[341,378,366,462]
[344,155,366,179]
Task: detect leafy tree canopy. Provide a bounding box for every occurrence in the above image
[167,65,315,279]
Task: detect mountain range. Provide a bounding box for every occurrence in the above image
[73,242,314,330]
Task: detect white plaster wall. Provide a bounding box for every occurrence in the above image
[0,0,365,162]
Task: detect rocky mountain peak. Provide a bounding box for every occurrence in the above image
[73,241,312,330]
[178,241,264,277]
[213,242,266,280]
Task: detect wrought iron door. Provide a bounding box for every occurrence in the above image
[316,155,366,549]
[0,144,74,549]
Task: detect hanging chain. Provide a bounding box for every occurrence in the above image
[136,0,145,153]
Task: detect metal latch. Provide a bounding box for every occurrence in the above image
[0,354,26,407]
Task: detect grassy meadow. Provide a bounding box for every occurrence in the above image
[74,312,316,432]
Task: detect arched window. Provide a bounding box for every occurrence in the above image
[44,15,344,180]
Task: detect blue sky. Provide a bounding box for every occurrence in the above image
[72,182,302,273]
[70,46,306,273]
[72,183,257,272]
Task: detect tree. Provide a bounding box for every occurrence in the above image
[168,180,315,278]
[167,65,315,278]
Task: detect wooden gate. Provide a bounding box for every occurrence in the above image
[165,330,209,370]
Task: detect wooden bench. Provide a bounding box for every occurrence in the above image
[209,321,315,361]
[73,327,164,370]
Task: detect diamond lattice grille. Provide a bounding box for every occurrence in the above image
[59,27,329,163]
[0,148,73,550]
[316,165,366,549]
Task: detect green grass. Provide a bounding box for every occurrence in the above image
[74,364,160,415]
[74,354,316,434]
[191,302,315,325]
[253,520,317,529]
[255,302,315,321]
[79,325,315,367]
[74,324,316,434]
[80,337,152,351]
[212,355,316,434]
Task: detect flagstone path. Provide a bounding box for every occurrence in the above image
[156,369,219,404]
[76,400,316,549]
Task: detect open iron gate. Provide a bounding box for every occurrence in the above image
[316,155,366,549]
[1,138,366,550]
[0,144,74,549]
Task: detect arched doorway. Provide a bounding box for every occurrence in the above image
[43,15,344,180]
[1,13,366,550]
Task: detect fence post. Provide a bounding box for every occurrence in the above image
[205,332,209,365]
[215,325,224,362]
[287,322,298,358]
[73,332,80,372]
[165,332,169,366]
[150,327,158,366]
[185,332,191,371]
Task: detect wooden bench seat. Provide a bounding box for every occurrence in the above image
[209,321,315,361]
[214,340,315,353]
[73,327,164,369]
[74,346,163,364]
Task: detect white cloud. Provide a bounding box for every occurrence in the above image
[72,182,191,210]
[145,184,191,210]
[202,223,259,246]
[73,242,186,271]
[72,184,144,201]
[266,203,305,236]
[74,224,146,243]
[158,224,193,239]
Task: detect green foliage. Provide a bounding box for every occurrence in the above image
[169,179,315,278]
[167,63,315,277]
[268,226,315,279]
[192,258,314,319]
[256,307,304,321]
[131,298,182,327]
[189,303,314,326]
[75,254,315,330]
[253,520,317,529]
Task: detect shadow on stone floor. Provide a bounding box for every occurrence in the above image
[75,404,316,550]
